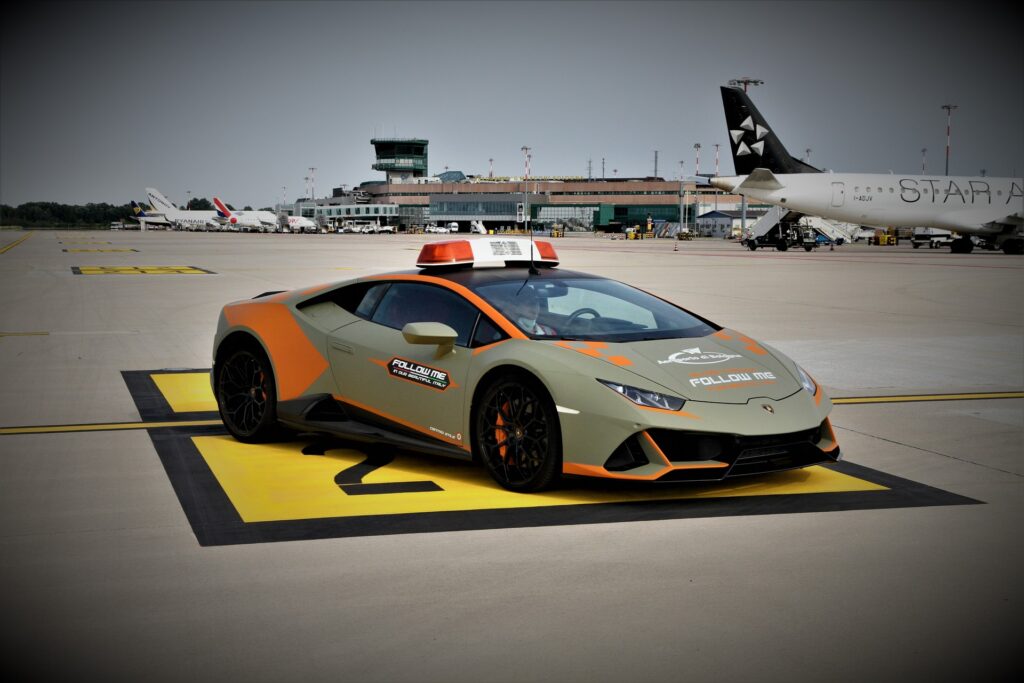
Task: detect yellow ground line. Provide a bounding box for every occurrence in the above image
[0,331,49,338]
[834,392,1024,404]
[0,419,222,435]
[0,233,31,254]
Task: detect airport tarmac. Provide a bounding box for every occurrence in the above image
[1,229,1021,682]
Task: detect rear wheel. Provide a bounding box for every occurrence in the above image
[776,239,789,251]
[474,374,561,492]
[747,241,758,251]
[1002,239,1024,255]
[216,345,281,443]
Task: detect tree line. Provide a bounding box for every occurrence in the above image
[0,198,265,227]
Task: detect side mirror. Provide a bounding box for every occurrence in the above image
[402,322,458,358]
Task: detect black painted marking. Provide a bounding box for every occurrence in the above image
[142,425,982,547]
[303,441,443,495]
[126,370,985,547]
[341,481,445,495]
[121,369,218,422]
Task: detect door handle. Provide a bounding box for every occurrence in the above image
[330,340,353,354]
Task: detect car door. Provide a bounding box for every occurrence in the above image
[327,281,481,451]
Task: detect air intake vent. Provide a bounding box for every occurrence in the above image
[603,435,649,471]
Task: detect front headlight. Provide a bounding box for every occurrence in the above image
[598,379,686,411]
[795,365,817,395]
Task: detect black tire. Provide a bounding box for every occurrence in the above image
[748,241,758,251]
[951,237,974,254]
[777,239,789,252]
[216,345,282,443]
[474,374,561,492]
[803,245,813,252]
[912,242,921,249]
[1002,239,1024,255]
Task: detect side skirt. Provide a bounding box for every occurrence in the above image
[277,395,471,461]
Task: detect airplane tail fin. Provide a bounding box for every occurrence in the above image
[131,200,147,217]
[721,86,820,176]
[213,197,232,218]
[146,188,178,213]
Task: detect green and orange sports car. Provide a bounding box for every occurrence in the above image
[212,238,839,491]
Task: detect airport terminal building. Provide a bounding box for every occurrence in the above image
[293,137,752,233]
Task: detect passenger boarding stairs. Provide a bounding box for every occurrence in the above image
[800,215,859,243]
[745,205,858,244]
[746,205,789,239]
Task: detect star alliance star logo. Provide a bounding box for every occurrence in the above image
[730,116,770,157]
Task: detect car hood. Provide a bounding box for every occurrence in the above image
[551,331,802,404]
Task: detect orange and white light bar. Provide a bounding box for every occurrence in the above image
[416,238,559,269]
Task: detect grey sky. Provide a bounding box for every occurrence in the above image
[2,0,1021,208]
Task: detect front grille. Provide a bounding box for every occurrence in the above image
[648,424,830,481]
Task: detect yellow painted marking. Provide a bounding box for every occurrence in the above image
[834,392,1024,404]
[0,419,222,435]
[0,233,31,254]
[75,265,211,275]
[0,331,49,338]
[195,435,886,523]
[60,241,111,244]
[151,372,217,413]
[64,248,137,253]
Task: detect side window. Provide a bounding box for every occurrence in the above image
[471,316,507,348]
[354,283,389,318]
[370,282,480,347]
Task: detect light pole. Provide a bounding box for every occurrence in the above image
[713,143,720,176]
[186,190,191,210]
[521,146,531,180]
[805,148,812,163]
[693,143,701,176]
[921,148,927,174]
[678,161,685,237]
[941,104,958,176]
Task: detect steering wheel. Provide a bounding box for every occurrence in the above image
[565,307,601,328]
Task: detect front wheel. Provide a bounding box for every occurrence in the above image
[216,346,281,443]
[474,375,561,492]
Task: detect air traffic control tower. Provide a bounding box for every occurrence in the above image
[371,138,428,182]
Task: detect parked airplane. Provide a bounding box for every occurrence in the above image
[710,86,1024,254]
[285,215,318,233]
[129,201,172,227]
[212,197,280,231]
[145,188,220,230]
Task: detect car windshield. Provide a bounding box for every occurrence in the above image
[475,277,718,342]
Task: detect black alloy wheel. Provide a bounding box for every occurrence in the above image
[475,375,561,492]
[217,346,280,443]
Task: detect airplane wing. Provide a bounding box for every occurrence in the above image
[735,168,784,192]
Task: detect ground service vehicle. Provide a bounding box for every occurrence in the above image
[911,228,954,249]
[212,238,839,491]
